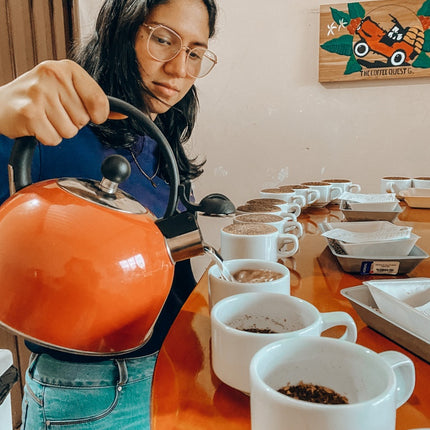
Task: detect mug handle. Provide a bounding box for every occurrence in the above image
[283,221,303,238]
[307,189,320,205]
[282,212,297,222]
[320,311,357,342]
[379,351,415,409]
[329,186,343,201]
[281,203,301,218]
[277,234,299,258]
[385,181,395,193]
[292,194,306,208]
[347,183,361,193]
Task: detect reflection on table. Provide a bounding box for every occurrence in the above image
[151,204,430,430]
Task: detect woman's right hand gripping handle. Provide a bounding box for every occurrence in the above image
[0,59,110,146]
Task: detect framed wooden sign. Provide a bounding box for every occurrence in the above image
[319,0,430,82]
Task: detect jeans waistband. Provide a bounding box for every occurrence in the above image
[29,352,158,387]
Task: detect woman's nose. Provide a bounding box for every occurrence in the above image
[164,48,189,78]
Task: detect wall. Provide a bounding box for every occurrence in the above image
[79,0,430,277]
[77,0,104,41]
[193,0,430,198]
[189,0,430,275]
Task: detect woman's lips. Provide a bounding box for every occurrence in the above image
[152,82,179,98]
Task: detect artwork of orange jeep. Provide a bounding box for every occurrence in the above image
[354,15,424,66]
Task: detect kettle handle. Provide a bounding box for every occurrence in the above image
[9,96,180,218]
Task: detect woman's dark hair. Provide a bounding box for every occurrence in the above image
[70,0,217,181]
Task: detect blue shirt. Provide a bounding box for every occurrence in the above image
[0,127,196,359]
[0,126,174,217]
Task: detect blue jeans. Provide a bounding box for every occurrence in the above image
[21,352,158,429]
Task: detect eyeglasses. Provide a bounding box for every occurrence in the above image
[142,24,217,78]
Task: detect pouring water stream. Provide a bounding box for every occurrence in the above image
[203,243,234,282]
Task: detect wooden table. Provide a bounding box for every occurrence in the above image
[151,204,430,429]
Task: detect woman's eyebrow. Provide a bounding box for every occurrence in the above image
[148,21,209,48]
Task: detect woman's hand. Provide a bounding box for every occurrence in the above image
[0,59,110,146]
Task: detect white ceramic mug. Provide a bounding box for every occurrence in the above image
[259,188,307,208]
[208,259,290,309]
[323,179,361,203]
[211,292,357,394]
[412,177,430,188]
[380,177,412,195]
[245,198,302,218]
[221,223,299,261]
[301,182,343,207]
[323,178,361,193]
[250,336,415,430]
[283,184,320,207]
[233,213,303,238]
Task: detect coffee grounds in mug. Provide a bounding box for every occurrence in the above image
[223,223,277,235]
[235,214,283,223]
[302,181,329,186]
[236,204,280,213]
[278,381,349,405]
[241,327,279,333]
[229,314,293,334]
[281,184,306,190]
[260,188,282,193]
[382,176,410,180]
[247,198,286,206]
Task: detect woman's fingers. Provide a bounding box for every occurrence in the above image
[69,60,109,125]
[0,60,109,146]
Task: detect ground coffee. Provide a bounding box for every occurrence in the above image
[278,381,349,404]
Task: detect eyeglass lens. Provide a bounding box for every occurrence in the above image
[147,25,216,78]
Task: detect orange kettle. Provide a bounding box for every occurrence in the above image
[0,97,233,356]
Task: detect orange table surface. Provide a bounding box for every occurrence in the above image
[152,204,430,430]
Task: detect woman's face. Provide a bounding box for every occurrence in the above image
[135,0,210,118]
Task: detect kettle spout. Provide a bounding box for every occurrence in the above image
[155,212,204,263]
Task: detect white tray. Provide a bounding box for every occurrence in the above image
[340,201,402,222]
[364,278,430,343]
[341,285,430,363]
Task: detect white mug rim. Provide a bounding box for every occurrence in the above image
[211,292,321,337]
[250,336,398,409]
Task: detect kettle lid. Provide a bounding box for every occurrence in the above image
[58,154,147,214]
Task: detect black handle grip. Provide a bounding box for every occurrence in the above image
[8,96,180,218]
[8,136,38,193]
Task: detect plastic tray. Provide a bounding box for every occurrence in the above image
[319,223,428,275]
[341,285,430,363]
[340,201,402,222]
[328,243,427,275]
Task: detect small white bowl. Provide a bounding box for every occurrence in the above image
[365,278,430,342]
[399,188,430,208]
[338,233,419,257]
[340,201,402,222]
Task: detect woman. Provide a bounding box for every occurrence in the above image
[0,0,218,427]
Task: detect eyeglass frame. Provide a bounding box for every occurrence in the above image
[142,23,218,78]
